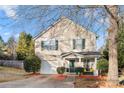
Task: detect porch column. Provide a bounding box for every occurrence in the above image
[63,58,68,68]
[75,57,82,68]
[93,57,98,76]
[79,57,81,62]
[78,57,83,67]
[62,58,69,75]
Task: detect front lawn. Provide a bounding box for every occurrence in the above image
[0,66,29,83]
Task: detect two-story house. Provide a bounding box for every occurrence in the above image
[33,16,100,76]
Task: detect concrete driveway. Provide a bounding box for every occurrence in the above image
[0,75,74,88]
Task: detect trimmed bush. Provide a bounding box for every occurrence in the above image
[57,67,65,74]
[24,55,41,73]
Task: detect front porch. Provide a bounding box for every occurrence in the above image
[60,51,100,76]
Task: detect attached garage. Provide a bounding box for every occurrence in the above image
[40,60,60,74]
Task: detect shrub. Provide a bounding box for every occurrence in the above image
[97,59,108,75]
[24,55,41,73]
[57,67,65,74]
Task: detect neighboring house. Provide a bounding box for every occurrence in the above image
[33,16,100,75]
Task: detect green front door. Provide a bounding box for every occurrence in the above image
[69,60,75,73]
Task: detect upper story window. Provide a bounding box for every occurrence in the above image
[73,39,85,49]
[41,39,58,50]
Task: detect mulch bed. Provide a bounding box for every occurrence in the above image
[75,75,124,88]
[77,75,100,79]
[51,74,106,81]
[52,74,107,81]
[52,74,67,80]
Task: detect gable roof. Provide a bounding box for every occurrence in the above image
[33,16,96,40]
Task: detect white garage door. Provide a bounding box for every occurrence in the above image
[40,60,59,74]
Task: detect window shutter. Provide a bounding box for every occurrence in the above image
[82,39,85,49]
[73,39,75,49]
[41,41,44,50]
[55,40,58,50]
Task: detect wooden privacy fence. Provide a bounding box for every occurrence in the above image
[0,60,24,69]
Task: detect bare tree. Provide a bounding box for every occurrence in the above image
[104,5,119,86]
[76,5,119,85]
[7,36,17,60]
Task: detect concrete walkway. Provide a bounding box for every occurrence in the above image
[0,75,74,88]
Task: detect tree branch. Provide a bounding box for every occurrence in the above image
[104,5,119,22]
[76,5,103,9]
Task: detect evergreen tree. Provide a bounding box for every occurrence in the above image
[29,39,35,56]
[16,32,34,60]
[16,32,28,60]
